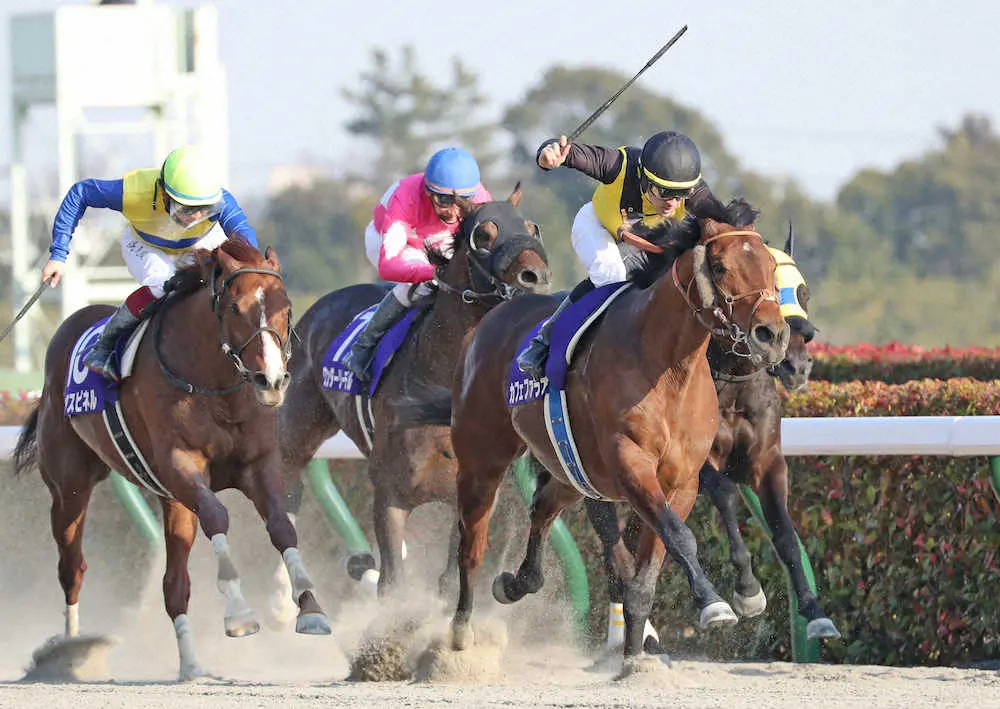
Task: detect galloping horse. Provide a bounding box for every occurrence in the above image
[13,239,329,681]
[437,196,789,658]
[278,187,550,598]
[585,226,839,653]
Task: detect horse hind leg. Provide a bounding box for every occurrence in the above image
[492,464,580,606]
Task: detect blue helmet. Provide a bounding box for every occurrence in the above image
[423,147,480,197]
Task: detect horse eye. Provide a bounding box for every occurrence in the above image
[230,302,240,315]
[711,262,726,277]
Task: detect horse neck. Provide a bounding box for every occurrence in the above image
[411,254,489,385]
[160,286,241,391]
[633,253,711,378]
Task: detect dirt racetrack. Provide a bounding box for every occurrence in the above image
[2,462,999,708]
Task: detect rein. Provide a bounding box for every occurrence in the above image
[672,229,779,359]
[154,265,290,395]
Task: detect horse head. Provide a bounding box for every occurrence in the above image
[207,238,293,407]
[432,184,551,303]
[765,222,816,391]
[687,198,789,367]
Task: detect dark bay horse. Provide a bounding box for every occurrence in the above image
[438,197,789,659]
[13,239,329,681]
[586,228,839,654]
[277,187,550,600]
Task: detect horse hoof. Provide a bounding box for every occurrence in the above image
[178,663,208,682]
[451,622,474,651]
[345,553,377,582]
[224,613,260,638]
[642,635,667,656]
[806,617,841,640]
[699,600,739,629]
[733,588,767,617]
[296,612,332,636]
[491,572,517,604]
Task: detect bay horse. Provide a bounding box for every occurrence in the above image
[585,227,839,655]
[435,196,789,659]
[277,187,550,600]
[12,239,330,681]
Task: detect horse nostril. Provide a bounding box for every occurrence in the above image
[279,372,291,392]
[252,372,269,390]
[753,325,775,345]
[518,270,539,287]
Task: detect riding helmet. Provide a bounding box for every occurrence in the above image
[160,146,223,206]
[424,147,481,197]
[639,131,702,190]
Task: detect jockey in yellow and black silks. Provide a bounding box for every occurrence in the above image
[517,131,716,378]
[41,145,258,380]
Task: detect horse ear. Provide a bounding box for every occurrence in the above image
[508,181,523,208]
[264,245,281,270]
[784,222,794,257]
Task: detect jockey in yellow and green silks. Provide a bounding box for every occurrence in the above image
[41,145,257,381]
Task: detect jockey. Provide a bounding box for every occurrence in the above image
[41,145,257,381]
[517,130,715,378]
[345,147,491,384]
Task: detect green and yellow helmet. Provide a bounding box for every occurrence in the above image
[160,146,223,206]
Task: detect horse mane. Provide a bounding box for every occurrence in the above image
[634,196,761,287]
[166,235,263,297]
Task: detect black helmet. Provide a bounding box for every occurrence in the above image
[639,131,702,197]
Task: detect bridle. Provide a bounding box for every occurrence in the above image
[155,265,291,395]
[672,229,779,360]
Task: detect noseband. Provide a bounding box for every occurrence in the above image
[155,265,290,395]
[672,230,779,360]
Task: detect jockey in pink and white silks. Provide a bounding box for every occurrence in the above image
[345,147,492,383]
[41,145,257,381]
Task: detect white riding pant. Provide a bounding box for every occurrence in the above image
[571,202,627,287]
[121,226,228,298]
[364,220,434,307]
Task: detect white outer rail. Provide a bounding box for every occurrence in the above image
[2,416,1000,459]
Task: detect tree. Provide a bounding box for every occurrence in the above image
[342,46,498,185]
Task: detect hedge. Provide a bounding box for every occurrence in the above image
[811,342,1000,383]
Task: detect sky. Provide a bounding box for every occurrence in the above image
[2,0,999,204]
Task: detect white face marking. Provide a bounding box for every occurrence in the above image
[743,241,753,253]
[257,286,285,385]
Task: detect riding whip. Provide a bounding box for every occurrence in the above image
[0,278,51,345]
[567,25,689,142]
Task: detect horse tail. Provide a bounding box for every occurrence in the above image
[13,406,40,476]
[396,384,453,427]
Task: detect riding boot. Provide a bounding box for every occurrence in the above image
[82,304,141,381]
[345,291,410,384]
[516,293,573,379]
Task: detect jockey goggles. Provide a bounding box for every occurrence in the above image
[168,199,223,229]
[427,189,472,209]
[646,182,693,201]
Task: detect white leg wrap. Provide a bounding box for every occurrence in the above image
[281,547,314,600]
[174,614,198,668]
[606,602,625,649]
[65,603,80,637]
[211,534,250,617]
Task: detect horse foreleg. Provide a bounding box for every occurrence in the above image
[622,525,667,657]
[190,484,259,638]
[160,499,204,681]
[493,470,580,605]
[371,487,410,598]
[437,511,461,600]
[618,448,737,632]
[244,472,331,636]
[756,455,841,639]
[701,462,766,617]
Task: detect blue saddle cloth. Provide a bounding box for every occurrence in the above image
[321,304,423,397]
[507,282,630,407]
[64,316,134,417]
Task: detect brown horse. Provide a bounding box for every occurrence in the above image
[277,188,550,600]
[586,229,839,654]
[12,239,330,681]
[433,196,789,659]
